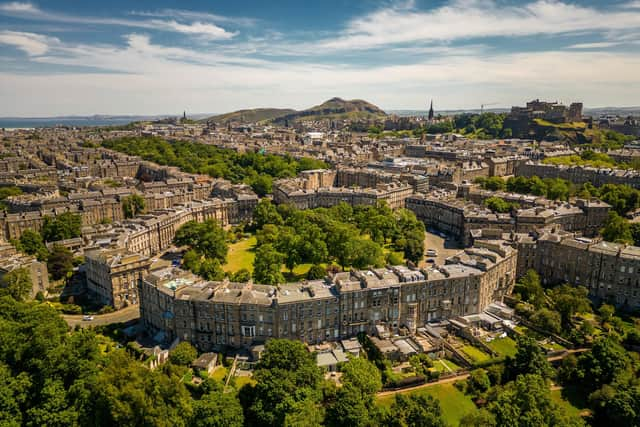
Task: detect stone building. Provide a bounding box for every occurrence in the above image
[140,242,517,350]
[515,231,640,309]
[273,168,414,210]
[0,241,49,298]
[516,161,640,189]
[85,248,151,309]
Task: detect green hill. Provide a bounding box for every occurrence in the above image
[275,97,386,123]
[202,108,296,124]
[202,98,387,125]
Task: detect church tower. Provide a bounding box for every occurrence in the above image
[428,100,434,121]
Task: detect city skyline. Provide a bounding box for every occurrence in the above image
[1,0,639,116]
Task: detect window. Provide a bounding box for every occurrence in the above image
[242,326,255,337]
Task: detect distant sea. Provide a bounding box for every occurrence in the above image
[0,117,137,129]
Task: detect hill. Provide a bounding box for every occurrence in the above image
[274,97,386,124]
[202,98,387,125]
[202,108,296,124]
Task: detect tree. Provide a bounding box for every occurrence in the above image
[548,284,592,328]
[508,335,552,380]
[325,384,370,427]
[41,213,82,242]
[122,194,146,219]
[530,308,562,335]
[601,211,633,244]
[190,391,244,427]
[482,176,506,191]
[385,393,447,427]
[514,269,544,308]
[252,244,284,285]
[576,337,630,391]
[341,357,382,399]
[467,368,491,397]
[0,268,32,301]
[25,379,78,426]
[459,409,496,427]
[598,304,615,325]
[590,384,640,427]
[487,374,584,427]
[253,199,283,229]
[170,342,198,366]
[230,268,251,282]
[344,238,384,269]
[197,258,225,281]
[484,196,516,213]
[86,350,193,426]
[16,229,48,261]
[249,174,273,197]
[47,244,74,281]
[174,220,228,263]
[240,340,322,426]
[306,264,326,280]
[631,222,640,246]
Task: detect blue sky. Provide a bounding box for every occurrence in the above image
[0,0,639,116]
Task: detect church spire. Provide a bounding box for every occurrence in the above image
[428,100,434,121]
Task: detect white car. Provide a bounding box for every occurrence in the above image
[426,249,438,257]
[82,315,94,321]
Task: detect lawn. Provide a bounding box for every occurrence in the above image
[461,345,492,363]
[210,366,228,382]
[486,337,518,358]
[223,236,256,273]
[233,375,257,389]
[433,358,463,373]
[551,386,590,418]
[377,382,477,426]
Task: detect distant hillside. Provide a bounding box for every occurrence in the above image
[274,97,386,124]
[202,108,296,124]
[202,98,387,125]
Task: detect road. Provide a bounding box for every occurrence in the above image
[420,231,462,267]
[63,305,140,328]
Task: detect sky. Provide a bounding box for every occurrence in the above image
[0,0,639,116]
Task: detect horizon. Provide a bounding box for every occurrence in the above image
[1,0,639,116]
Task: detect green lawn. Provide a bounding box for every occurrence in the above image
[223,236,256,273]
[486,337,518,358]
[433,358,463,373]
[234,375,257,389]
[210,366,228,382]
[551,386,589,418]
[461,345,492,363]
[377,382,477,426]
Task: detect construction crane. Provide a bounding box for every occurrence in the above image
[480,102,499,114]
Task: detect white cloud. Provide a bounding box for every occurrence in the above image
[0,2,237,40]
[150,20,236,40]
[319,0,640,50]
[567,42,620,49]
[0,30,56,55]
[131,8,256,27]
[2,31,639,116]
[0,1,36,12]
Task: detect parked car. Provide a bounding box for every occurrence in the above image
[426,259,436,263]
[82,315,94,321]
[426,249,438,257]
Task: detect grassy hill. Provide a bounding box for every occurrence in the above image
[203,98,387,125]
[202,108,296,125]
